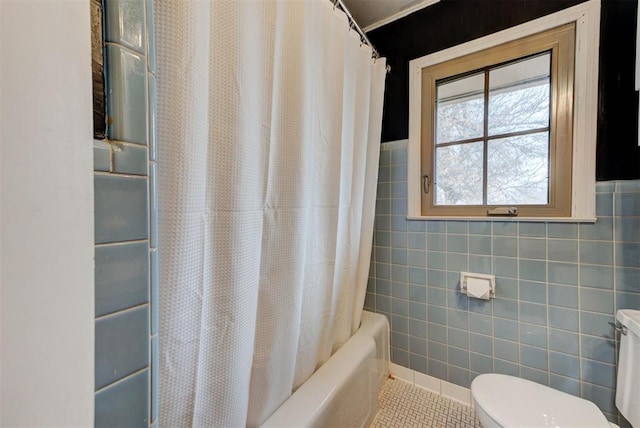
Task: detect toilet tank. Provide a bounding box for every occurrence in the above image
[615,309,640,428]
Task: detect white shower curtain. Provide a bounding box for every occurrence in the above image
[155,1,386,426]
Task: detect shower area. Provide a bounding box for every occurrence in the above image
[93,0,389,426]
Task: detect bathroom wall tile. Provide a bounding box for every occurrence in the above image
[94,140,111,172]
[448,328,469,350]
[469,333,493,356]
[378,166,391,182]
[548,283,578,308]
[615,267,640,293]
[519,259,546,282]
[548,223,578,239]
[146,0,156,71]
[548,329,579,355]
[615,192,640,216]
[469,255,492,274]
[448,346,469,369]
[447,309,468,330]
[467,235,490,255]
[447,221,468,234]
[364,293,375,311]
[377,263,391,280]
[493,298,518,320]
[376,295,391,313]
[407,220,426,232]
[104,0,146,53]
[580,264,614,289]
[392,248,407,265]
[151,334,158,422]
[550,374,581,396]
[519,323,547,348]
[377,182,391,199]
[494,257,518,278]
[427,304,446,325]
[392,183,408,201]
[581,383,616,414]
[548,306,578,332]
[580,288,613,314]
[580,241,613,265]
[427,269,446,288]
[494,359,519,376]
[579,217,613,241]
[596,192,614,216]
[493,221,517,236]
[95,241,149,317]
[519,238,546,260]
[582,360,616,389]
[520,344,548,371]
[392,315,409,334]
[520,302,546,326]
[392,198,407,215]
[392,298,409,317]
[549,351,580,379]
[581,336,616,364]
[446,252,468,271]
[408,233,426,250]
[494,339,518,363]
[393,266,408,284]
[493,237,517,257]
[95,306,149,389]
[469,222,491,235]
[392,348,409,366]
[426,251,446,269]
[409,353,428,374]
[615,242,640,267]
[106,44,148,145]
[519,222,546,237]
[495,277,518,299]
[390,164,407,182]
[427,287,445,307]
[375,215,390,230]
[427,233,446,251]
[428,322,447,344]
[409,283,427,302]
[596,182,616,193]
[409,319,427,338]
[448,366,470,388]
[95,175,148,244]
[391,331,409,350]
[376,199,390,215]
[95,369,149,428]
[409,301,426,320]
[580,312,614,338]
[410,337,427,356]
[376,247,390,263]
[548,239,578,263]
[616,181,640,192]
[391,215,407,231]
[469,297,492,316]
[112,143,148,176]
[377,279,391,296]
[548,262,578,285]
[470,352,493,373]
[426,220,446,233]
[428,340,447,362]
[519,280,546,304]
[493,318,518,341]
[616,291,640,312]
[428,358,448,379]
[520,366,548,386]
[447,234,468,253]
[468,313,492,335]
[615,217,640,242]
[448,290,469,311]
[409,265,427,283]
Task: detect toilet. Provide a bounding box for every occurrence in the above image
[471,309,640,428]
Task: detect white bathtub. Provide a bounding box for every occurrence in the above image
[261,311,390,428]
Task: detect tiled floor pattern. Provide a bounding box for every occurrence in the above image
[370,378,482,428]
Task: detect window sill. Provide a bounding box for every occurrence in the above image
[406,216,597,223]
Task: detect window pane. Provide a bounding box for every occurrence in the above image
[487,133,549,205]
[488,53,550,136]
[435,142,483,205]
[436,73,484,144]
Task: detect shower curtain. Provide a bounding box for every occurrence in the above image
[155,0,386,426]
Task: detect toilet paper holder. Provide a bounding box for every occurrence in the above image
[460,272,496,300]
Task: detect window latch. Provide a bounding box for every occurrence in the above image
[487,207,518,216]
[422,174,430,194]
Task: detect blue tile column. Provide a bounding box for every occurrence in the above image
[94,0,157,426]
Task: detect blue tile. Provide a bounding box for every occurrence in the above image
[448,290,469,310]
[580,240,613,265]
[410,336,427,355]
[377,279,391,296]
[580,312,614,338]
[428,304,447,325]
[519,280,546,304]
[447,309,468,330]
[376,295,391,313]
[409,301,426,320]
[493,221,517,236]
[447,252,468,271]
[104,0,146,53]
[409,283,427,302]
[392,198,407,215]
[616,180,640,192]
[407,220,427,232]
[409,319,427,338]
[377,182,391,198]
[581,335,616,364]
[408,250,427,269]
[427,287,446,306]
[106,44,148,144]
[378,166,391,182]
[493,318,518,341]
[390,164,407,181]
[494,298,518,320]
[428,322,447,343]
[391,348,409,366]
[581,383,616,414]
[616,267,640,292]
[519,238,546,260]
[376,247,390,263]
[469,313,492,335]
[376,231,391,247]
[549,351,579,379]
[615,217,640,242]
[469,298,492,316]
[449,366,470,388]
[520,344,548,370]
[580,288,613,314]
[375,215,390,230]
[364,293,375,310]
[427,251,446,269]
[494,359,519,376]
[548,262,578,286]
[392,248,407,265]
[113,143,148,176]
[494,257,518,278]
[376,199,390,215]
[548,223,578,239]
[379,149,391,165]
[151,334,158,422]
[548,306,578,331]
[616,291,640,311]
[470,333,493,356]
[392,181,408,199]
[548,239,578,263]
[579,217,613,241]
[95,241,149,317]
[469,235,491,255]
[448,346,470,369]
[519,323,547,348]
[495,277,518,299]
[596,193,613,216]
[391,215,407,231]
[548,284,578,308]
[426,220,446,233]
[426,233,446,251]
[494,339,518,362]
[392,148,408,164]
[519,222,546,237]
[580,264,614,289]
[470,352,493,373]
[392,315,409,334]
[408,233,426,249]
[582,360,616,389]
[615,192,640,216]
[377,263,391,280]
[393,266,408,283]
[548,328,579,355]
[95,306,149,389]
[427,269,446,288]
[391,331,409,350]
[519,259,546,282]
[493,237,517,257]
[615,242,640,267]
[410,353,428,374]
[94,140,111,172]
[550,374,581,396]
[428,340,447,361]
[428,358,448,379]
[447,234,468,253]
[448,328,469,350]
[95,175,149,244]
[447,221,468,234]
[146,0,156,70]
[520,302,547,326]
[520,366,548,385]
[469,221,492,235]
[95,369,149,428]
[596,181,615,193]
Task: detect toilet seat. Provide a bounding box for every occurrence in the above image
[471,374,611,428]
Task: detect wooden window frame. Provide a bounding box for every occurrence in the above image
[420,23,575,217]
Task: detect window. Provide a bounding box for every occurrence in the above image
[407,1,600,220]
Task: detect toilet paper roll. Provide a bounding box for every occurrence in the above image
[466,277,491,300]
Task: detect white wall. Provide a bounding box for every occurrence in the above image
[0,0,94,426]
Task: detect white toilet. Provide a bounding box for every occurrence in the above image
[471,309,640,428]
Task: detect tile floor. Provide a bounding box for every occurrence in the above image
[370,377,482,428]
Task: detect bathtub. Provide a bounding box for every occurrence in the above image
[261,311,390,428]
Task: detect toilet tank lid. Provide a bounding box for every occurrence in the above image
[617,309,640,337]
[471,374,610,428]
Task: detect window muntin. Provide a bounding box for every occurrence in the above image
[421,23,575,217]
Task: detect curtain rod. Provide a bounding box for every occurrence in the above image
[333,0,381,60]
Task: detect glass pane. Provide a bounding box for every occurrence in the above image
[435,142,483,205]
[436,73,484,144]
[487,133,549,205]
[488,53,550,136]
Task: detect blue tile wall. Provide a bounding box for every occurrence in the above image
[95,0,157,426]
[367,141,640,425]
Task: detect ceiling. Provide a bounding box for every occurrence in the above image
[342,0,440,32]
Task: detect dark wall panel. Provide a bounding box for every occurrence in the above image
[369,0,640,180]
